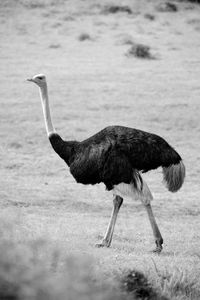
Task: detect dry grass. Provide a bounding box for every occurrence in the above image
[0,216,199,300]
[0,217,126,300]
[150,260,200,300]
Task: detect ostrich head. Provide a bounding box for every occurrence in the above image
[27,74,46,87]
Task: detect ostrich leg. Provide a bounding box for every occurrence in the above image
[96,195,123,247]
[144,203,163,253]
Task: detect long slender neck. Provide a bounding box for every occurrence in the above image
[39,83,56,137]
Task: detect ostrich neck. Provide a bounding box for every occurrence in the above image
[39,84,56,137]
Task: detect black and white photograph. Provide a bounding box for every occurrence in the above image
[0,0,199,299]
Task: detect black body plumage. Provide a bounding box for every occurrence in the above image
[49,125,182,191]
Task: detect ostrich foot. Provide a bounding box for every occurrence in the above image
[152,240,163,254]
[152,245,162,254]
[95,239,111,248]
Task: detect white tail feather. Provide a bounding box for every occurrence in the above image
[162,160,185,192]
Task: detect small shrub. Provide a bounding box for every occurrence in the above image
[156,2,178,12]
[49,44,61,49]
[182,0,200,3]
[121,270,168,300]
[102,5,132,15]
[19,0,45,8]
[144,13,155,20]
[126,43,155,59]
[78,33,92,41]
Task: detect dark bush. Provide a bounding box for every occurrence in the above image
[144,13,155,20]
[180,0,200,2]
[156,2,178,12]
[102,5,132,15]
[126,43,155,59]
[78,33,92,41]
[121,270,168,300]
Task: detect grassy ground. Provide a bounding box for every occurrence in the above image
[0,0,200,299]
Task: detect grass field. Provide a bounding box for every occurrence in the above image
[0,0,200,299]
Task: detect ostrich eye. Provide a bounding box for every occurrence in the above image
[38,76,43,80]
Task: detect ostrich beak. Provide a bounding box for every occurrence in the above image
[27,78,34,82]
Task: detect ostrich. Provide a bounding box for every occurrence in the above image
[27,74,185,253]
